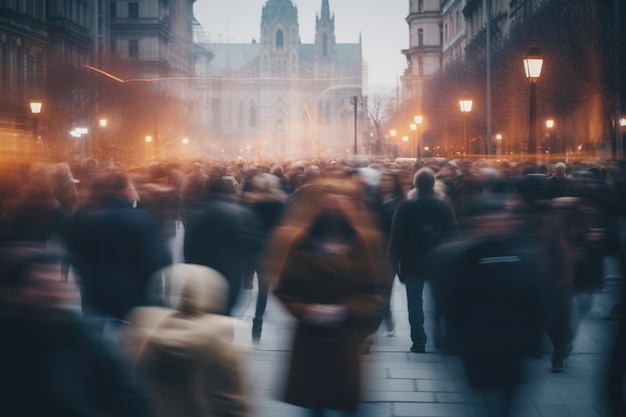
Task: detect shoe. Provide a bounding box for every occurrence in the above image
[410,345,426,353]
[386,329,395,337]
[551,359,566,373]
[252,317,263,343]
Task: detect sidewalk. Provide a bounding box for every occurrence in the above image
[231,270,623,417]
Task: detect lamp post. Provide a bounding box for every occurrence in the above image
[29,100,42,159]
[495,133,502,156]
[402,135,409,158]
[390,129,397,157]
[545,119,554,156]
[410,123,417,159]
[351,95,359,155]
[523,46,543,163]
[459,99,473,156]
[414,115,423,159]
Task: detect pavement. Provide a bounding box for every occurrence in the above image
[229,258,624,417]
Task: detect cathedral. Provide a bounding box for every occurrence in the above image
[194,0,365,158]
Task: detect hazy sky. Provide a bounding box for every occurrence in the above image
[192,0,409,95]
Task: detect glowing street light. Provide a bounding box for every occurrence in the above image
[414,116,423,159]
[145,135,153,143]
[459,98,473,155]
[524,46,543,162]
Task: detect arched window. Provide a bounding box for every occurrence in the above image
[323,34,328,56]
[249,104,257,128]
[276,30,284,50]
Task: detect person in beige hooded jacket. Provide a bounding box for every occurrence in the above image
[124,263,248,417]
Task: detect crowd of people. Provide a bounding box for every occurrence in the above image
[0,154,625,417]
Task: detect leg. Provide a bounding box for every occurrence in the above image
[404,277,427,351]
[252,271,270,342]
[545,290,574,371]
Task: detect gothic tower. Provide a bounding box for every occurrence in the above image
[260,0,300,79]
[314,0,337,79]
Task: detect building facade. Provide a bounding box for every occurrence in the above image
[194,0,365,158]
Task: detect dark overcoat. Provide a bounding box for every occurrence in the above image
[273,226,387,412]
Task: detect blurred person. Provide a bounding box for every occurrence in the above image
[124,264,248,417]
[184,175,261,315]
[370,170,406,337]
[388,167,457,353]
[240,172,286,342]
[0,244,155,417]
[180,161,209,224]
[271,179,389,416]
[546,161,573,198]
[52,162,80,216]
[2,173,65,244]
[431,199,544,417]
[516,173,576,372]
[450,160,484,220]
[66,170,171,326]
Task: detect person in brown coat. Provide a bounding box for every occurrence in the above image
[124,263,248,417]
[272,178,389,417]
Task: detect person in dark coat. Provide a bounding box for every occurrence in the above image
[431,200,544,417]
[0,244,155,417]
[388,167,457,353]
[184,175,261,315]
[66,170,171,323]
[272,179,389,416]
[240,172,286,342]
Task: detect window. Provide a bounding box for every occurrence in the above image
[323,34,328,56]
[128,2,138,19]
[418,0,424,13]
[249,105,257,128]
[128,40,138,59]
[109,2,116,18]
[418,28,423,47]
[276,30,283,50]
[439,23,443,45]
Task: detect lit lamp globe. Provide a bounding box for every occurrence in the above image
[30,101,43,114]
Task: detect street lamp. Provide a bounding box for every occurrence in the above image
[414,115,423,159]
[402,135,409,158]
[410,123,417,159]
[495,133,502,155]
[523,46,543,163]
[459,98,473,156]
[29,100,42,149]
[545,119,555,155]
[390,129,397,157]
[351,95,359,155]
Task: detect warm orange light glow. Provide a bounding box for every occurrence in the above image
[459,99,473,113]
[30,101,42,114]
[523,46,543,82]
[546,119,554,129]
[145,136,153,143]
[99,118,108,127]
[414,115,423,124]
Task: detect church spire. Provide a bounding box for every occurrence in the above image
[321,0,330,20]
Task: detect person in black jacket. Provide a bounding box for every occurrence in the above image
[388,167,457,353]
[66,169,171,324]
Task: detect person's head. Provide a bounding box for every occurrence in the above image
[89,170,137,206]
[553,162,567,177]
[377,170,404,198]
[414,167,436,192]
[241,172,286,204]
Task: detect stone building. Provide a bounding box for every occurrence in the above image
[194,0,365,158]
